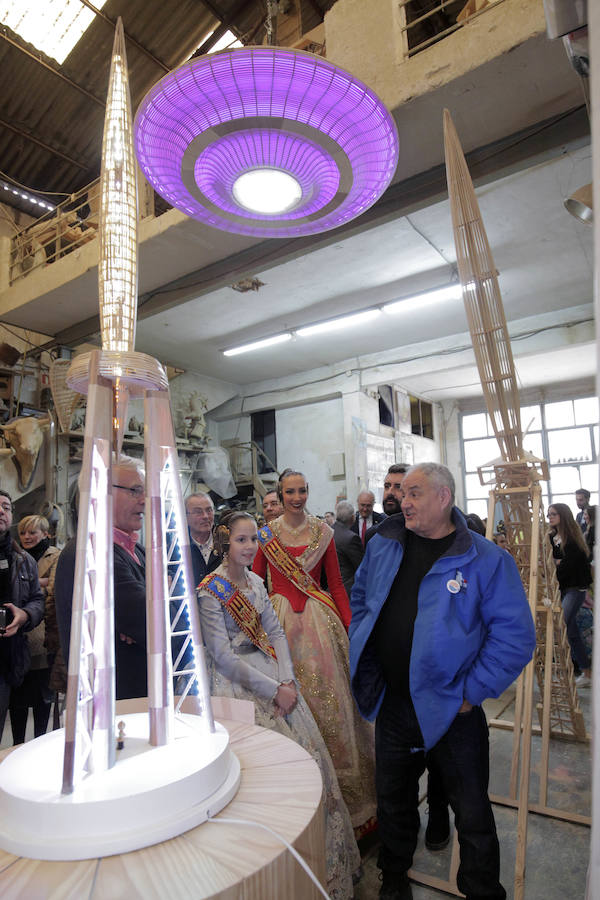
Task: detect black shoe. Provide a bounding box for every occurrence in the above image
[379,871,413,899]
[425,805,450,851]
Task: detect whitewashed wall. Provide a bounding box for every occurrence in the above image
[276,397,345,515]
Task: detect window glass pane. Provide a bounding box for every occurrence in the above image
[547,428,592,464]
[521,405,542,432]
[464,437,499,471]
[545,401,574,429]
[550,494,577,512]
[465,498,488,519]
[462,413,488,440]
[579,464,599,492]
[549,465,581,495]
[465,473,489,500]
[594,426,599,455]
[574,397,599,426]
[522,432,543,459]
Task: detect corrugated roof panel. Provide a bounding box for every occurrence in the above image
[0,0,334,197]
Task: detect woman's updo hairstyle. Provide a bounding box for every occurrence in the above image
[277,467,306,502]
[214,510,257,556]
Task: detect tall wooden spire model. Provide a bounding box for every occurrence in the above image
[0,20,239,862]
[442,109,587,897]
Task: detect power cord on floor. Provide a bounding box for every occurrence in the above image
[206,814,330,899]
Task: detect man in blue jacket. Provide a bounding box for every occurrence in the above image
[350,463,536,900]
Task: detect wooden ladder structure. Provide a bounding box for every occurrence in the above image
[407,110,590,899]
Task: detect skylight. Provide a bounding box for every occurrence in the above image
[207,29,242,54]
[0,0,108,65]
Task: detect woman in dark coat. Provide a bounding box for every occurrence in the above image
[548,502,592,686]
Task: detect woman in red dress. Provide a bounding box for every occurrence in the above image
[253,468,376,835]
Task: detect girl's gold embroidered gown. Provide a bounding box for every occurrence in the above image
[253,516,376,836]
[198,567,360,900]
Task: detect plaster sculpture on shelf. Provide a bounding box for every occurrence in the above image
[70,403,86,432]
[176,390,209,446]
[0,415,51,490]
[127,415,144,437]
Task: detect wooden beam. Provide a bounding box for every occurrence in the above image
[0,117,90,171]
[191,0,259,54]
[0,31,104,107]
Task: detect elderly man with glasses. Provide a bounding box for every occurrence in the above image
[0,489,45,740]
[185,492,221,587]
[55,456,148,701]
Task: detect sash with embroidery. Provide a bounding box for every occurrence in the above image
[256,523,342,623]
[200,572,277,660]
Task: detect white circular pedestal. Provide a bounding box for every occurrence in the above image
[0,713,240,861]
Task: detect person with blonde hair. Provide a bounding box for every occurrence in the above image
[9,515,60,742]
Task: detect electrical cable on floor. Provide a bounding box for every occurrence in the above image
[206,814,331,899]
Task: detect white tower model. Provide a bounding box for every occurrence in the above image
[0,20,240,860]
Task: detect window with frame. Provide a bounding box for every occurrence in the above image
[461,397,599,519]
[410,395,434,440]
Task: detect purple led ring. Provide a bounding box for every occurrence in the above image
[134,46,398,237]
[181,118,352,229]
[195,130,340,220]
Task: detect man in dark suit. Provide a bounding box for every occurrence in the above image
[333,501,364,597]
[185,492,221,587]
[352,490,386,547]
[575,488,590,535]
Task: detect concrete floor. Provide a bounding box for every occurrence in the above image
[1,684,592,899]
[354,685,592,900]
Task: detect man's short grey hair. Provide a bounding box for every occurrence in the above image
[357,490,375,502]
[406,462,455,505]
[112,453,145,478]
[335,500,355,526]
[185,491,214,511]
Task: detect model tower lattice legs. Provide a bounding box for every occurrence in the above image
[62,17,215,793]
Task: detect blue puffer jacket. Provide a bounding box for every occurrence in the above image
[349,509,536,749]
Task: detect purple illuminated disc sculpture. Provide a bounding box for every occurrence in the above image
[134,46,399,238]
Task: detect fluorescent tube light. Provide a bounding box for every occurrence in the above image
[223,333,292,356]
[0,179,55,211]
[383,283,463,314]
[297,309,381,338]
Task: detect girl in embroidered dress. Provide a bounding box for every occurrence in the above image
[197,511,359,900]
[252,469,376,837]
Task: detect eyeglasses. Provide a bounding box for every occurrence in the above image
[0,503,12,513]
[113,484,145,498]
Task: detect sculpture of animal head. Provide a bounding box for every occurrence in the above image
[0,415,50,490]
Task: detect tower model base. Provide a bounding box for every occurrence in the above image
[0,714,240,860]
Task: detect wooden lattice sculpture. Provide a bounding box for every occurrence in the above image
[49,359,81,433]
[437,109,587,900]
